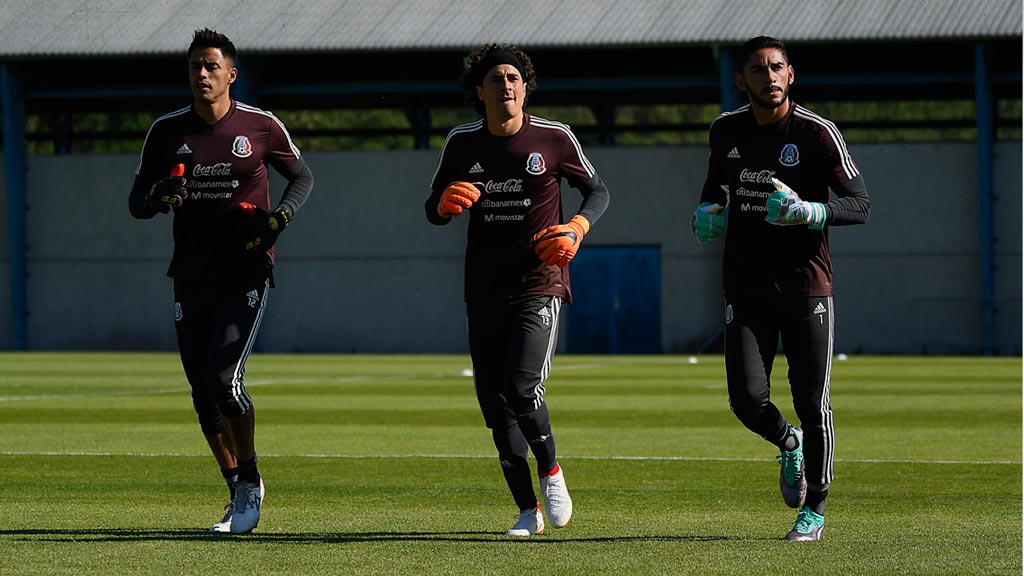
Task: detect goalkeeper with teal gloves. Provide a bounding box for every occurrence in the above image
[691,35,869,542]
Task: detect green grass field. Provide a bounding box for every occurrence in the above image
[0,353,1020,575]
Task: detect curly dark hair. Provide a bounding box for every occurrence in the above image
[459,44,537,117]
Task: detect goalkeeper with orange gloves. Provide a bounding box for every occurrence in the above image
[425,44,609,537]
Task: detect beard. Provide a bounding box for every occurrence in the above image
[747,85,790,110]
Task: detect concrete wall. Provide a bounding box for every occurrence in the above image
[2,141,1020,354]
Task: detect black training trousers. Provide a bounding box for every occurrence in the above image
[724,295,835,490]
[173,278,269,435]
[467,295,561,511]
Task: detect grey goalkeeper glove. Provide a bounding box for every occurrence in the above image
[764,178,826,230]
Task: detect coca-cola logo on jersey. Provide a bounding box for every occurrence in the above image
[192,162,233,177]
[484,179,524,194]
[739,168,775,184]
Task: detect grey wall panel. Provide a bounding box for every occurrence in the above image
[259,258,467,353]
[11,141,1021,354]
[26,261,176,350]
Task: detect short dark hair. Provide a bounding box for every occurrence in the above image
[735,36,789,71]
[460,44,537,117]
[188,28,237,62]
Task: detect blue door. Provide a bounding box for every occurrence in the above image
[566,246,660,353]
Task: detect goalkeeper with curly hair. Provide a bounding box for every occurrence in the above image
[425,43,609,536]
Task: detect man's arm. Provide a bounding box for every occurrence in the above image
[692,125,729,243]
[235,157,313,255]
[425,191,453,226]
[530,174,609,268]
[129,175,158,219]
[129,120,172,219]
[824,174,870,226]
[425,134,468,226]
[575,174,609,226]
[271,157,314,220]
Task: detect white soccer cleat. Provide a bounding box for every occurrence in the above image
[210,479,264,534]
[540,465,573,528]
[209,502,234,533]
[506,504,545,536]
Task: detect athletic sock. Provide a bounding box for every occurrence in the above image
[221,466,240,499]
[540,462,560,478]
[236,454,260,485]
[805,489,827,515]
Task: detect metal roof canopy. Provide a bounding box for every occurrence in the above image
[9,39,1023,116]
[0,0,1019,56]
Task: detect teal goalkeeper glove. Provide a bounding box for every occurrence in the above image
[765,178,826,230]
[691,202,725,244]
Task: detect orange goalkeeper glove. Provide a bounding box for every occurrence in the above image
[438,182,482,218]
[531,215,590,268]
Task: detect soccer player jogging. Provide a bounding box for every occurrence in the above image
[425,44,610,536]
[692,36,869,541]
[128,29,313,534]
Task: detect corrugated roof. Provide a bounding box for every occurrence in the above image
[0,0,1019,57]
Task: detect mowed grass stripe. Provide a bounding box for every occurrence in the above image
[0,450,1018,465]
[0,353,1019,576]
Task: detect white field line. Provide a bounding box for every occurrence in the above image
[0,450,1017,466]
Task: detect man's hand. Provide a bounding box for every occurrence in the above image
[691,202,725,244]
[144,163,186,214]
[765,178,826,230]
[236,202,291,254]
[438,182,482,218]
[531,215,590,268]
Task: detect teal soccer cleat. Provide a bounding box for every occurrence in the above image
[785,506,825,541]
[777,425,807,508]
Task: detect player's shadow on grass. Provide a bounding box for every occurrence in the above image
[1,528,733,543]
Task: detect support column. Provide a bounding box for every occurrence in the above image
[974,43,995,356]
[717,46,739,112]
[1,63,28,350]
[404,107,431,150]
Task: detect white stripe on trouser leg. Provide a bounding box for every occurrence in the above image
[229,279,269,413]
[819,296,835,485]
[534,298,560,410]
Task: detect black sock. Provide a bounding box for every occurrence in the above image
[221,466,240,499]
[236,454,260,485]
[805,489,827,515]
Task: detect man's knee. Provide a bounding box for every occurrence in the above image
[729,394,767,426]
[217,398,251,419]
[195,405,225,436]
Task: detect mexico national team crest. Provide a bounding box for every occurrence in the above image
[232,135,253,158]
[779,143,800,166]
[526,152,546,175]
